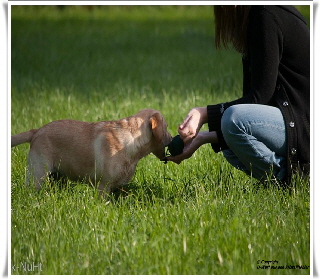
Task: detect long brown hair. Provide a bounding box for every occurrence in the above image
[214,6,251,54]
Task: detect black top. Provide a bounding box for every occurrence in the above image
[207,5,310,181]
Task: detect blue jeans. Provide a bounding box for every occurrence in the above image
[221,104,287,181]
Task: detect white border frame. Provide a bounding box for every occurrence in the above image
[5,2,315,278]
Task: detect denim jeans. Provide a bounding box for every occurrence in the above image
[221,104,287,181]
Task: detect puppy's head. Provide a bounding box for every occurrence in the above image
[148,111,172,160]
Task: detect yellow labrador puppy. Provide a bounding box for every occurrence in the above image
[11,109,172,193]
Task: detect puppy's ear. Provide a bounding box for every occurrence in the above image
[150,112,164,144]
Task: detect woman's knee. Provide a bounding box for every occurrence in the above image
[221,105,244,142]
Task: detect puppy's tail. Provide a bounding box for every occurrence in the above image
[11,129,38,147]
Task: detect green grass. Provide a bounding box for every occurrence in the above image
[11,6,310,275]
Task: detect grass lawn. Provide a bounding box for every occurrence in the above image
[10,5,310,275]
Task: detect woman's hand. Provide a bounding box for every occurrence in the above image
[178,107,208,143]
[167,134,203,164]
[167,131,218,164]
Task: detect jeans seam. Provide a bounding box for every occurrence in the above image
[245,121,284,165]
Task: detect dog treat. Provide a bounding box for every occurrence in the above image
[167,135,184,156]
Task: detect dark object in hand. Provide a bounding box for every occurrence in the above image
[167,135,184,156]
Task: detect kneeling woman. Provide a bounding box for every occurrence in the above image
[168,6,310,184]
